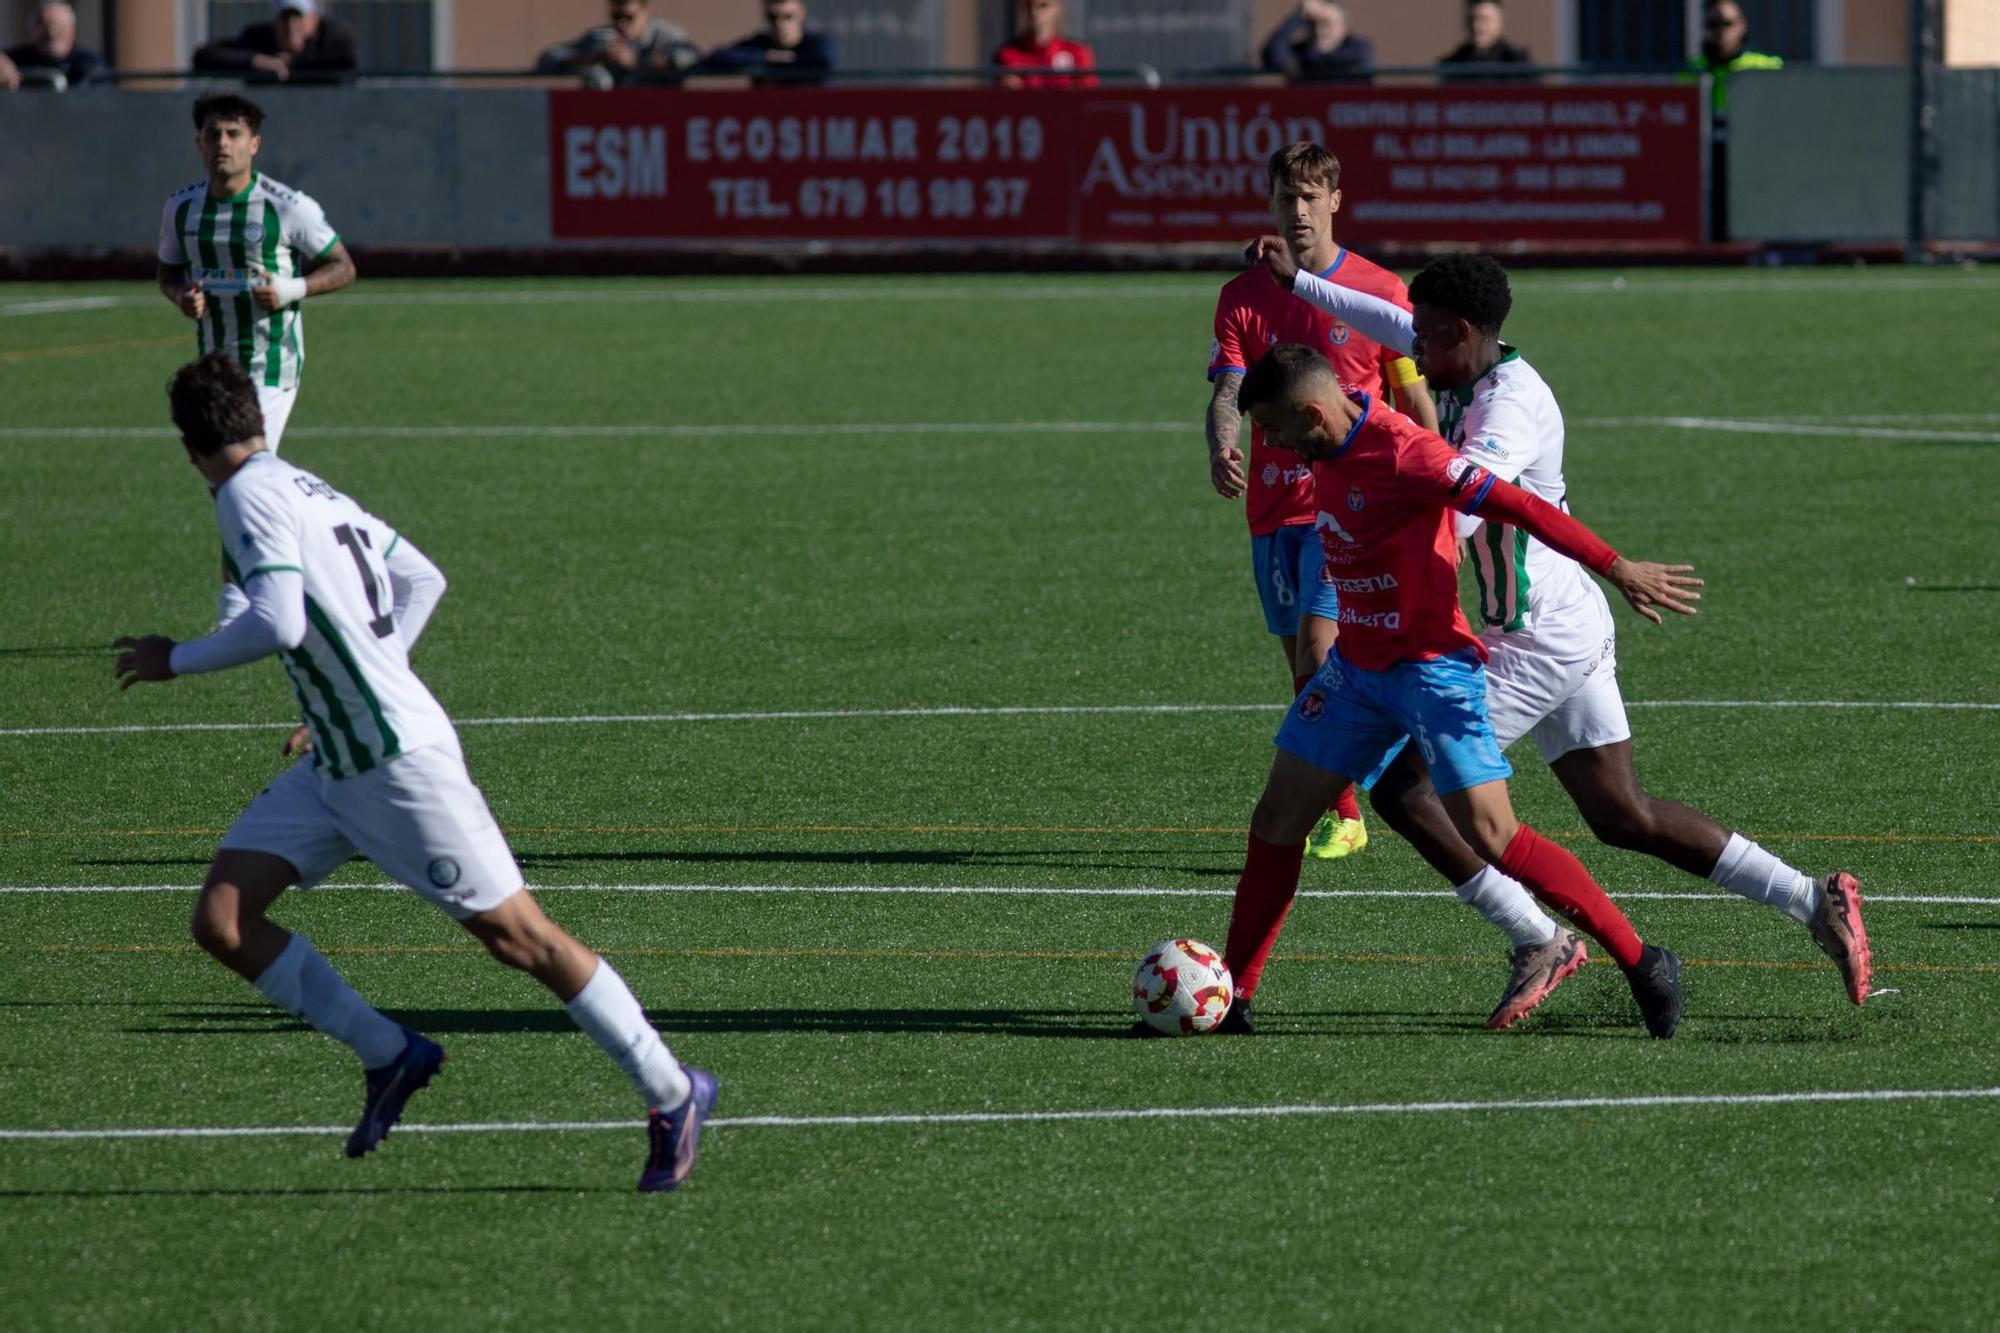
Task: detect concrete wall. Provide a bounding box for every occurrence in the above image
[0,88,549,249]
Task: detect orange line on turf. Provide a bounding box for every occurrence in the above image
[0,335,185,365]
[16,942,1996,975]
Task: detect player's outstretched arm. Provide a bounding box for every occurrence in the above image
[1245,237,1418,357]
[1206,372,1248,499]
[118,572,310,692]
[1462,476,1702,624]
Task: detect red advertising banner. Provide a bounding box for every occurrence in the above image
[550,85,1703,246]
[1074,86,1704,245]
[550,89,1075,241]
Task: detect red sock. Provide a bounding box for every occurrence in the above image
[1499,825,1643,968]
[1222,833,1306,1000]
[1290,674,1362,821]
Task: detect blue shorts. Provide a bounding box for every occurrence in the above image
[1250,525,1340,637]
[1275,648,1514,796]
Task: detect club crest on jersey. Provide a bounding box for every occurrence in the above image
[1328,321,1352,347]
[241,222,264,245]
[427,858,461,889]
[1297,691,1325,723]
[1347,486,1365,512]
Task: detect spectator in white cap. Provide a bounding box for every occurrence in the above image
[194,1,360,83]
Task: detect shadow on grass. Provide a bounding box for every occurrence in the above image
[120,1003,1799,1043]
[0,1185,594,1200]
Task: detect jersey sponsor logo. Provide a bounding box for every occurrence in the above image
[1315,508,1358,544]
[1340,605,1404,631]
[1473,436,1509,459]
[1262,462,1309,488]
[427,858,461,889]
[1323,570,1399,594]
[1210,338,1221,363]
[1327,321,1352,347]
[1346,485,1365,512]
[1297,691,1325,724]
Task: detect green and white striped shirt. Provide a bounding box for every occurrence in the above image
[158,172,339,393]
[1440,347,1602,658]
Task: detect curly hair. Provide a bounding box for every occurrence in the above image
[192,91,265,132]
[1408,253,1513,335]
[168,352,265,454]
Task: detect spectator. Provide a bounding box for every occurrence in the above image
[1261,1,1374,83]
[1,3,104,92]
[992,0,1097,90]
[1438,1,1533,80]
[535,1,700,90]
[193,1,358,84]
[706,1,836,85]
[1689,0,1783,240]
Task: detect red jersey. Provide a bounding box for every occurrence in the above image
[993,37,1098,88]
[1210,250,1415,536]
[1311,392,1619,671]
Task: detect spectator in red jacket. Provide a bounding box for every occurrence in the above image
[993,0,1097,90]
[194,1,358,84]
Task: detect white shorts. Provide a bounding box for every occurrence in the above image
[220,742,523,919]
[257,384,298,452]
[1482,598,1632,764]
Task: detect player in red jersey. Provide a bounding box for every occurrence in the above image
[1208,142,1437,862]
[993,0,1097,89]
[1214,343,1704,1038]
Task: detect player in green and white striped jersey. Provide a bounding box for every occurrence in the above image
[112,354,718,1191]
[1268,246,1873,1019]
[156,91,356,452]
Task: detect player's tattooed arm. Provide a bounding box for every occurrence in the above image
[1207,372,1248,499]
[158,263,206,319]
[253,242,359,312]
[305,241,358,298]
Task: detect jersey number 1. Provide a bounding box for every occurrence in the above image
[334,524,396,639]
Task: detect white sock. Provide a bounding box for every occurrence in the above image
[252,934,407,1069]
[1708,833,1821,924]
[564,958,692,1111]
[1455,866,1560,949]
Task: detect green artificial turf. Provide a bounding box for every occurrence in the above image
[2,270,1997,1331]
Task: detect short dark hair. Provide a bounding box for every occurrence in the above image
[1268,142,1340,194]
[168,352,265,454]
[1240,343,1338,417]
[192,91,265,132]
[1409,253,1513,335]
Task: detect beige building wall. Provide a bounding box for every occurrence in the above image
[1945,0,2000,65]
[64,0,2000,75]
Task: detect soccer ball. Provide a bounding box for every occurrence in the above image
[1131,937,1233,1036]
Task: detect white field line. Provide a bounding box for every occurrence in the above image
[4,413,1996,444]
[1,883,1993,905]
[6,273,1997,319]
[5,698,1997,740]
[3,1086,1997,1143]
[0,420,1192,442]
[1581,416,2000,443]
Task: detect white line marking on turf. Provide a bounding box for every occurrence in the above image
[3,1086,1996,1142]
[6,273,1995,318]
[0,296,127,316]
[2,883,1993,905]
[1579,417,2000,443]
[5,413,1999,443]
[5,698,1995,739]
